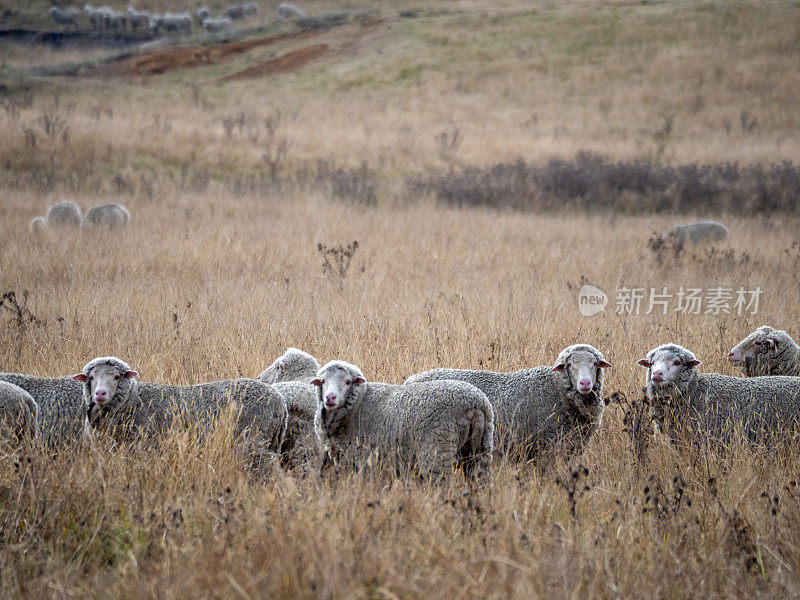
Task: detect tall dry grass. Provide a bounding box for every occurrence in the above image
[2,184,800,597]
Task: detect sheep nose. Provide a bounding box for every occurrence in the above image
[652,370,664,381]
[325,393,337,402]
[579,378,592,387]
[95,389,107,402]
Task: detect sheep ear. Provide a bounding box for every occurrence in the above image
[354,376,366,384]
[637,359,651,368]
[310,378,323,387]
[551,364,565,372]
[687,359,701,367]
[72,373,88,382]
[597,360,612,369]
[124,370,138,379]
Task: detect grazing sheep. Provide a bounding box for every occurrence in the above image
[202,16,232,32]
[223,2,257,19]
[158,12,193,34]
[127,7,150,31]
[406,344,611,461]
[638,343,800,442]
[0,372,85,447]
[196,6,211,22]
[31,199,83,230]
[312,360,493,485]
[49,6,80,28]
[83,203,130,229]
[728,326,800,377]
[258,348,321,468]
[277,2,304,19]
[76,357,287,468]
[666,220,729,244]
[0,382,39,444]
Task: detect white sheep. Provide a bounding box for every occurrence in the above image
[76,357,287,469]
[639,343,800,442]
[158,13,193,35]
[31,199,83,230]
[257,348,320,468]
[0,381,39,445]
[728,326,800,377]
[312,360,493,485]
[127,7,150,31]
[666,220,729,244]
[277,2,304,19]
[406,344,611,461]
[223,3,256,19]
[83,203,130,229]
[202,17,232,32]
[49,6,80,28]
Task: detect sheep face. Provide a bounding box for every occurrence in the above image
[311,362,365,412]
[638,344,701,390]
[73,360,137,410]
[728,326,781,373]
[552,348,611,396]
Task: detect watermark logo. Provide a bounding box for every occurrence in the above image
[578,284,608,317]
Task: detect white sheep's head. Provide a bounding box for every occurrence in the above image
[73,357,138,421]
[258,348,319,384]
[638,344,701,390]
[728,326,795,375]
[310,360,366,412]
[552,344,611,396]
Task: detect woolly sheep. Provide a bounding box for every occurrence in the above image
[728,326,800,377]
[666,220,729,244]
[159,13,193,34]
[0,382,39,444]
[196,6,211,22]
[638,343,800,442]
[277,2,304,18]
[83,203,130,229]
[75,357,287,468]
[31,200,82,231]
[224,2,257,19]
[406,344,611,461]
[257,348,320,468]
[202,17,232,32]
[0,372,85,447]
[312,360,493,484]
[49,6,80,27]
[127,7,150,31]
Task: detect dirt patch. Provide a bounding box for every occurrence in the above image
[92,30,320,76]
[221,43,330,80]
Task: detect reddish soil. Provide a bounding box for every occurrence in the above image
[221,43,330,80]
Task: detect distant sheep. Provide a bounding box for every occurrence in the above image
[30,200,82,231]
[49,6,80,27]
[666,220,728,244]
[127,7,150,31]
[83,203,130,229]
[277,2,304,19]
[729,325,800,377]
[157,12,193,34]
[84,5,107,30]
[224,2,257,19]
[202,17,232,32]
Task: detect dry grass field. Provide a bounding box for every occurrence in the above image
[2,0,800,597]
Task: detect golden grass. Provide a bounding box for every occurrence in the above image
[2,0,800,596]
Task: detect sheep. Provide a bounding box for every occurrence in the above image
[75,357,287,469]
[638,343,800,442]
[49,6,80,28]
[127,7,150,32]
[728,326,800,377]
[666,220,729,244]
[312,360,493,485]
[31,200,83,230]
[202,17,232,32]
[84,5,107,30]
[0,372,85,447]
[277,2,304,19]
[158,13,193,34]
[0,382,39,445]
[196,6,211,22]
[83,203,130,229]
[223,3,257,19]
[405,344,611,461]
[257,348,320,468]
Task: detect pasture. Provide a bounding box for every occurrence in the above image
[1,0,800,597]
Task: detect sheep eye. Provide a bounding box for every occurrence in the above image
[345,379,352,385]
[113,375,119,380]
